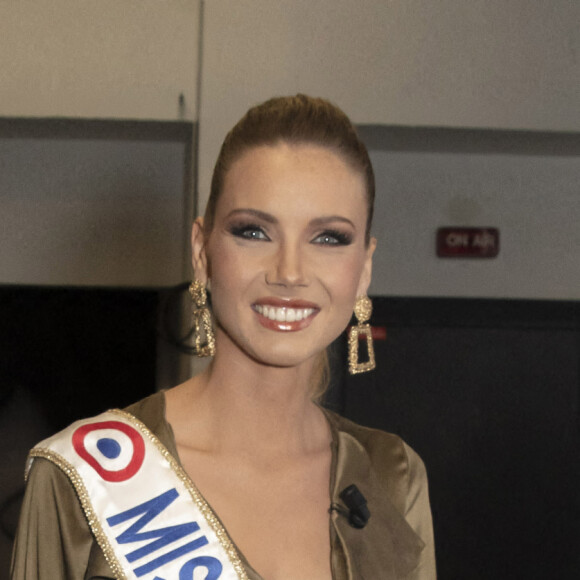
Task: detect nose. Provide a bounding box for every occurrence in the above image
[266,242,309,287]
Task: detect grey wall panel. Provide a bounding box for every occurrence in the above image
[359,125,580,300]
[0,120,194,288]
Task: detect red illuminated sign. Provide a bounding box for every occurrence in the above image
[437,227,499,258]
[348,326,387,341]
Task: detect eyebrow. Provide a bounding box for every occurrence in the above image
[310,215,356,229]
[226,208,278,223]
[226,208,356,229]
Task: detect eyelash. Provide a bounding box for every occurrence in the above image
[229,223,270,241]
[229,224,352,246]
[312,229,352,246]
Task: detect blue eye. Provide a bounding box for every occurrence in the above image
[229,224,270,241]
[312,230,352,246]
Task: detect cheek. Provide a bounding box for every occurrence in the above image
[206,237,246,284]
[322,254,367,308]
[204,241,258,322]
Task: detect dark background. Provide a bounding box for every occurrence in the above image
[0,286,158,579]
[326,297,580,579]
[1,288,579,578]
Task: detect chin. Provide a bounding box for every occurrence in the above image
[251,348,317,370]
[218,320,341,370]
[236,337,324,370]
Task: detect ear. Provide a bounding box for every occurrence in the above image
[191,217,209,284]
[356,236,377,296]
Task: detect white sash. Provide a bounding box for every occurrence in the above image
[27,410,247,580]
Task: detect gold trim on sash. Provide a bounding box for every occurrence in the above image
[28,409,249,580]
[28,447,128,580]
[110,409,249,580]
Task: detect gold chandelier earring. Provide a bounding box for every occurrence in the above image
[189,280,216,357]
[348,295,376,374]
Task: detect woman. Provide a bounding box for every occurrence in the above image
[12,95,436,579]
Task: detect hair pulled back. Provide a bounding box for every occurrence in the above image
[205,94,375,245]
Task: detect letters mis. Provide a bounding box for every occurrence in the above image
[107,488,223,578]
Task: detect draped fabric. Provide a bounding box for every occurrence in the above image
[11,392,436,579]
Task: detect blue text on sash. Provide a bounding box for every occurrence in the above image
[106,488,223,578]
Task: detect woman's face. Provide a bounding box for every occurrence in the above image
[193,143,376,369]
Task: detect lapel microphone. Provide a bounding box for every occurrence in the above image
[338,484,371,529]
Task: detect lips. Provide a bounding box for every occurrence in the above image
[252,298,319,331]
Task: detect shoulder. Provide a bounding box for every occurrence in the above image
[124,390,166,430]
[27,390,167,454]
[331,411,408,452]
[14,449,104,579]
[26,390,171,478]
[124,390,177,453]
[330,410,425,468]
[327,410,428,508]
[326,412,436,578]
[13,391,173,580]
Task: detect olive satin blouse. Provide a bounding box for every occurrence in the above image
[11,392,436,579]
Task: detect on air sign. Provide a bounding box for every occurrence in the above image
[437,227,499,258]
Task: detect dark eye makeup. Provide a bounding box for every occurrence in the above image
[312,229,353,246]
[228,222,353,246]
[228,222,270,241]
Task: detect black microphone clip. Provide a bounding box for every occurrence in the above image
[339,484,370,529]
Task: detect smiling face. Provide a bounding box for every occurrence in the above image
[193,143,375,370]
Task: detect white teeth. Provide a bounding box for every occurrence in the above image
[254,305,314,322]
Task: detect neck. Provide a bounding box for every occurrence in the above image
[170,350,329,457]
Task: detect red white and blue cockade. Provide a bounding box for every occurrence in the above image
[28,411,243,579]
[72,420,145,482]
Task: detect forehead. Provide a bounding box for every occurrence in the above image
[217,143,367,219]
